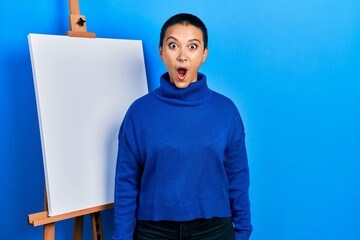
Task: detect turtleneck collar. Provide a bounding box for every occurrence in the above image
[154,72,211,106]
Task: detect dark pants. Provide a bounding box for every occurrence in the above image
[133,217,235,240]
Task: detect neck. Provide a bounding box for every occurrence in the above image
[155,72,211,106]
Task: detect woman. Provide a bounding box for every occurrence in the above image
[113,13,252,240]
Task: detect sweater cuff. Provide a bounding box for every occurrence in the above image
[235,229,252,240]
[112,237,132,240]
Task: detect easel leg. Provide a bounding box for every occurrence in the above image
[44,223,55,240]
[91,212,103,240]
[74,216,84,240]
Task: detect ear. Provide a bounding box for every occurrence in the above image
[159,46,164,61]
[202,47,208,63]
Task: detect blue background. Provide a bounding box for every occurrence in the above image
[1,1,359,239]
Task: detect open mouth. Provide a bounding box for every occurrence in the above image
[177,68,187,80]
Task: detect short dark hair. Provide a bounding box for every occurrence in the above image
[159,13,208,49]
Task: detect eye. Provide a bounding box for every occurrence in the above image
[189,44,197,50]
[169,43,178,49]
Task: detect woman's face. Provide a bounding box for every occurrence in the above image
[160,24,208,89]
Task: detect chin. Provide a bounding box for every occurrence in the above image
[174,81,190,89]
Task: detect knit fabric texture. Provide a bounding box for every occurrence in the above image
[113,73,252,240]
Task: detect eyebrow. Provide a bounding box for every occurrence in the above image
[166,36,201,43]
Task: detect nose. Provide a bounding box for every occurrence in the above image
[177,48,187,62]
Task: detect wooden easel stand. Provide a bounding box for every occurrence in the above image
[27,0,111,239]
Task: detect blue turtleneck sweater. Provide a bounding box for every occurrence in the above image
[113,73,252,240]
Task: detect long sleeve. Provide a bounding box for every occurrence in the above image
[113,119,142,240]
[224,110,253,240]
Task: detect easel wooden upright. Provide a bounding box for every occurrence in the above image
[28,1,114,239]
[67,0,96,38]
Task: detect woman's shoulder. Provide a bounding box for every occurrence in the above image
[125,91,157,114]
[209,89,238,110]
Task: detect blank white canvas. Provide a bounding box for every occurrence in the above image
[28,34,148,216]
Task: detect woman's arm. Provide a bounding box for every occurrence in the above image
[224,110,252,240]
[113,122,142,240]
